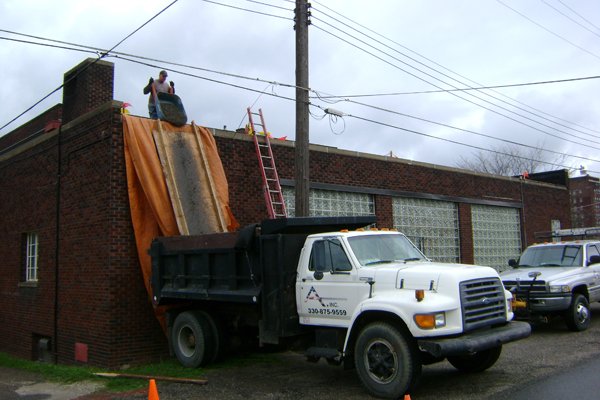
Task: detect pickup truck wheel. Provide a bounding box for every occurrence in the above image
[172,311,216,367]
[564,294,591,332]
[354,323,421,399]
[448,345,502,373]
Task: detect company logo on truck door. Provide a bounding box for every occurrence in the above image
[305,286,348,316]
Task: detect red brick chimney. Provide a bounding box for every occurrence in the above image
[62,58,114,124]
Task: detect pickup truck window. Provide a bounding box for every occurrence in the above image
[518,245,582,267]
[586,244,600,265]
[309,238,352,272]
[348,234,426,266]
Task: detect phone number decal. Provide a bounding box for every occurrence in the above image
[308,308,347,316]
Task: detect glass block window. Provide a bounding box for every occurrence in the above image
[24,232,39,282]
[282,187,375,217]
[472,205,521,272]
[392,198,460,263]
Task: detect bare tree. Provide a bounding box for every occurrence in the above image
[456,144,570,176]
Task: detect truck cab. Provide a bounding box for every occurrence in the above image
[295,229,530,398]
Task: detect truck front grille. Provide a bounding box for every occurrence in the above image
[502,280,547,297]
[460,277,507,332]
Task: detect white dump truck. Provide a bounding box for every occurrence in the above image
[151,216,530,399]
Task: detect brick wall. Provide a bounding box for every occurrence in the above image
[217,132,570,249]
[0,105,62,151]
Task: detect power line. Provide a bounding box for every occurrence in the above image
[313,74,600,98]
[496,0,600,61]
[310,0,600,137]
[199,0,292,20]
[311,6,600,142]
[311,23,600,149]
[541,0,600,39]
[0,29,303,93]
[7,25,600,167]
[115,54,297,103]
[0,0,179,133]
[5,16,600,172]
[7,32,600,166]
[557,0,600,32]
[338,109,599,174]
[243,0,293,12]
[0,36,99,55]
[323,95,600,163]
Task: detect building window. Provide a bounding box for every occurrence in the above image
[471,205,521,272]
[283,187,375,217]
[24,233,39,282]
[392,197,460,263]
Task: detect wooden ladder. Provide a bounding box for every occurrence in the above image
[247,108,287,219]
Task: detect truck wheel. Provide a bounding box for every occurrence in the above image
[354,323,421,399]
[171,311,217,367]
[448,345,502,373]
[564,294,591,332]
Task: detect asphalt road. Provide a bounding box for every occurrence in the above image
[2,303,600,399]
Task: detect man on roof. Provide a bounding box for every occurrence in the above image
[143,70,174,119]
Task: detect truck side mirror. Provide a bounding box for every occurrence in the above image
[508,259,517,268]
[589,255,600,265]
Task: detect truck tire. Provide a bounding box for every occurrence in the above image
[447,345,502,373]
[564,293,591,332]
[354,323,421,399]
[171,311,217,367]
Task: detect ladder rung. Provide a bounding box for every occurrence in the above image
[258,144,269,148]
[264,167,274,170]
[261,155,272,159]
[266,178,277,181]
[269,190,281,193]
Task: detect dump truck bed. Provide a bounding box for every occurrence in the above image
[150,216,375,343]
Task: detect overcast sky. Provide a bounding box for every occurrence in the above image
[2,0,600,175]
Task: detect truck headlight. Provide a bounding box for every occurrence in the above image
[549,285,571,293]
[414,312,446,329]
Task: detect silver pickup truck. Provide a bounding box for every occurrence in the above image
[501,240,600,331]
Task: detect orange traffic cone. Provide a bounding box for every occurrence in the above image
[404,395,411,400]
[148,379,159,400]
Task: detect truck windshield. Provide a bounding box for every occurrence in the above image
[518,245,582,267]
[348,234,426,266]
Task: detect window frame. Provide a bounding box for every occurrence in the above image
[24,232,39,283]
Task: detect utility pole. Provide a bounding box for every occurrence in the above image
[295,0,310,216]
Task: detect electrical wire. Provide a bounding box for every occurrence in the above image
[557,0,600,32]
[2,6,595,172]
[311,23,600,149]
[541,0,600,39]
[327,95,600,163]
[243,0,293,12]
[496,0,600,61]
[4,30,600,167]
[199,0,292,20]
[311,8,600,143]
[313,74,600,98]
[0,0,179,133]
[332,108,600,174]
[311,0,600,137]
[0,29,304,92]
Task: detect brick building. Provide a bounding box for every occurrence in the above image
[569,173,600,228]
[0,58,571,368]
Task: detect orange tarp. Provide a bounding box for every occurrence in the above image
[122,115,238,330]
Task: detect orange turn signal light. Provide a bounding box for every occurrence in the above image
[414,314,435,329]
